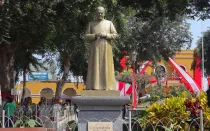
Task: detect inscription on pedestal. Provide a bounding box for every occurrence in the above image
[88,122,113,131]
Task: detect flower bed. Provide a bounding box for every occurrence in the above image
[135,91,210,130]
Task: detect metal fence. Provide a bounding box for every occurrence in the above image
[67,109,209,131]
[0,105,77,131]
[0,105,209,131]
[74,116,209,131]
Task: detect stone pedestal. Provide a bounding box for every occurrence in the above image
[81,90,120,96]
[71,96,130,131]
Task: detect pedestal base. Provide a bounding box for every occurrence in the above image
[71,96,130,131]
[81,90,120,96]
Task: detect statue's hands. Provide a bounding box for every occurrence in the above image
[100,33,107,38]
[95,33,107,39]
[95,33,101,38]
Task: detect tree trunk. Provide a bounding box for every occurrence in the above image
[0,44,15,92]
[23,65,27,87]
[55,57,70,102]
[82,70,87,85]
[21,65,27,102]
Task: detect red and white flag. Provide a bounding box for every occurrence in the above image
[116,81,132,96]
[168,57,200,94]
[139,61,151,74]
[193,50,209,91]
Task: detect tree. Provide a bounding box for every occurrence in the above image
[0,0,55,91]
[52,0,92,99]
[119,0,210,20]
[123,17,192,63]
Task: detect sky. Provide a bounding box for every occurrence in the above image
[187,19,210,49]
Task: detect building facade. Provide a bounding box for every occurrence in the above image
[15,82,85,104]
[144,50,194,79]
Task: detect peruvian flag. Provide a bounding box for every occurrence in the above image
[116,66,138,108]
[116,81,132,96]
[193,49,209,91]
[139,61,151,74]
[168,57,201,94]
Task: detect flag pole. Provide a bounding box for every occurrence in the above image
[200,20,204,131]
[131,51,137,109]
[201,21,205,91]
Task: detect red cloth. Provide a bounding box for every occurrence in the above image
[126,85,132,95]
[149,76,166,83]
[54,98,60,104]
[120,56,127,70]
[193,50,210,91]
[149,76,157,83]
[2,91,13,99]
[209,77,210,86]
[194,50,202,88]
[117,81,132,96]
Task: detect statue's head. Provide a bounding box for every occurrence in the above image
[95,6,105,20]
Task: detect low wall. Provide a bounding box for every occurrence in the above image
[0,128,55,131]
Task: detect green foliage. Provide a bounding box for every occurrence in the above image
[167,86,192,98]
[14,105,42,128]
[144,95,189,130]
[119,0,210,20]
[136,91,210,130]
[0,0,55,46]
[137,93,189,130]
[123,17,192,62]
[0,0,56,88]
[147,85,191,103]
[197,92,210,121]
[15,119,42,128]
[67,120,78,131]
[115,70,151,86]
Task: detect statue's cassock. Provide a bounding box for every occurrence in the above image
[85,19,117,90]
